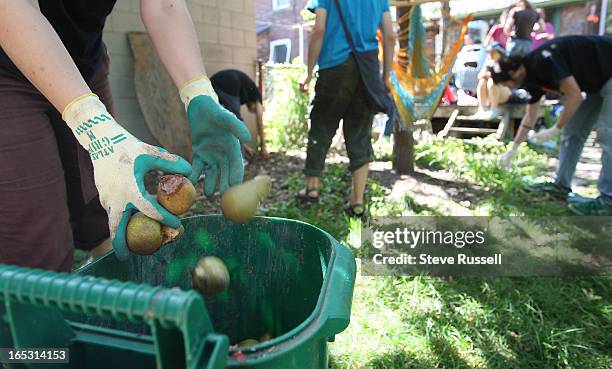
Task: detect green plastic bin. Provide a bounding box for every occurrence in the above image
[0,215,356,369]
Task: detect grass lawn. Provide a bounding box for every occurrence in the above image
[267,137,612,369]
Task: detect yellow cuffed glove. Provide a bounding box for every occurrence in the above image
[63,93,191,260]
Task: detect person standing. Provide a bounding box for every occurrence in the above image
[0,0,250,270]
[297,0,395,217]
[531,8,555,50]
[504,0,544,57]
[210,69,269,159]
[484,9,511,50]
[496,36,612,215]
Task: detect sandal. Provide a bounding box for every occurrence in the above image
[344,202,365,218]
[297,188,319,203]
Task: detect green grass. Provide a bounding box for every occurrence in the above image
[266,137,611,369]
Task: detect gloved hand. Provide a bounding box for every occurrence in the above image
[528,125,561,144]
[180,76,251,196]
[63,93,192,260]
[499,144,519,170]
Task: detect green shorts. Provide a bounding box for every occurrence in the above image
[304,55,376,177]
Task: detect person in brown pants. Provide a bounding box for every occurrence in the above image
[0,1,250,271]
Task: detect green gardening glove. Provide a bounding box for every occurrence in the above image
[180,77,251,196]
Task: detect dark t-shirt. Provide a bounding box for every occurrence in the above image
[0,0,117,80]
[210,69,262,119]
[513,8,540,40]
[523,36,612,104]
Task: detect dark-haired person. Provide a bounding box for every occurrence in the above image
[495,36,612,216]
[504,0,544,57]
[0,1,250,270]
[211,69,269,159]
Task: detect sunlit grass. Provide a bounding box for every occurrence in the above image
[266,138,611,369]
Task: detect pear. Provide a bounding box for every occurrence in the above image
[221,175,272,223]
[238,339,259,348]
[126,212,184,255]
[192,256,230,296]
[157,174,197,215]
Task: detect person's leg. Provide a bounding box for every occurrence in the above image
[568,81,612,215]
[595,79,612,205]
[555,96,601,190]
[0,71,73,271]
[488,81,511,108]
[477,77,490,110]
[303,57,354,197]
[343,69,375,212]
[49,50,112,257]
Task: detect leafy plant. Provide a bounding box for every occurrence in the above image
[263,63,314,151]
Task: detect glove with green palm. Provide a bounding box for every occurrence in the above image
[180,77,251,196]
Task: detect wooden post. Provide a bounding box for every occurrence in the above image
[257,59,265,99]
[393,124,415,175]
[392,3,414,175]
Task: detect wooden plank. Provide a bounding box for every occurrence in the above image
[128,32,192,161]
[456,115,501,122]
[497,110,512,141]
[448,127,498,133]
[437,109,460,139]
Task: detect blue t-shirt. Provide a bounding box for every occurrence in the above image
[308,0,390,70]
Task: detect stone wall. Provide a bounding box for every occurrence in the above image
[103,0,257,145]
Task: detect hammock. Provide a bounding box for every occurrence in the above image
[391,3,472,127]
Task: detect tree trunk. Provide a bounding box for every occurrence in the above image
[393,125,415,175]
[392,5,415,175]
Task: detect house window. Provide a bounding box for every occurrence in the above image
[270,39,291,63]
[273,0,291,11]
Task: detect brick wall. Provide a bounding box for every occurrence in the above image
[256,0,310,63]
[559,4,589,35]
[103,0,257,145]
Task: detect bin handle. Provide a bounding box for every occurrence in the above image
[0,264,226,369]
[193,333,229,369]
[316,242,356,341]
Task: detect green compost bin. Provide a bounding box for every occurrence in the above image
[0,215,356,369]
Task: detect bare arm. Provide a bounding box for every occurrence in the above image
[299,8,326,92]
[306,9,326,78]
[380,11,395,92]
[555,76,584,129]
[513,102,540,145]
[0,0,91,111]
[504,10,515,36]
[140,0,206,88]
[254,101,267,155]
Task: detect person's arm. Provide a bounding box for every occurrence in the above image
[499,102,539,169]
[514,102,540,144]
[529,75,583,144]
[141,0,251,195]
[0,0,90,111]
[504,10,515,36]
[483,27,495,47]
[554,76,582,129]
[0,0,192,260]
[299,8,327,92]
[254,101,269,158]
[380,11,395,93]
[140,0,206,88]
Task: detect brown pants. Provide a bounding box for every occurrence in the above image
[0,53,112,272]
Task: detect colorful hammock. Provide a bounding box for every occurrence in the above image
[391,3,472,127]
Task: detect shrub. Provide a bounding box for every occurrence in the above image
[263,63,314,151]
